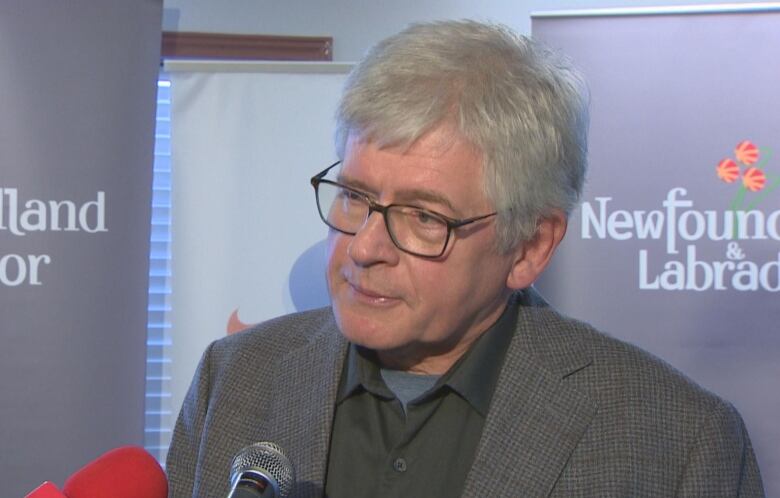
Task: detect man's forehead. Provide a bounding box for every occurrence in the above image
[337,167,459,214]
[338,128,488,215]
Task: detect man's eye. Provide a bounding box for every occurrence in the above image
[337,189,363,202]
[411,209,444,227]
[415,211,434,224]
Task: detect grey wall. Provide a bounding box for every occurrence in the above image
[162,0,764,60]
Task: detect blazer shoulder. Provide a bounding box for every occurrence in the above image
[204,306,339,370]
[581,321,725,408]
[507,299,763,496]
[516,292,731,413]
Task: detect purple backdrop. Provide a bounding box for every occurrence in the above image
[533,7,780,496]
[0,1,162,495]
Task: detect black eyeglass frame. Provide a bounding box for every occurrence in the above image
[310,161,498,258]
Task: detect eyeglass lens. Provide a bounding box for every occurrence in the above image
[315,182,449,256]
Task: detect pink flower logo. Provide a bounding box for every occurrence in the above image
[734,140,759,165]
[715,140,777,226]
[716,158,739,183]
[716,140,770,192]
[742,167,766,192]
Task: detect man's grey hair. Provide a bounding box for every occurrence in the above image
[335,20,589,252]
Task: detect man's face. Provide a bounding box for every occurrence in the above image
[326,126,520,370]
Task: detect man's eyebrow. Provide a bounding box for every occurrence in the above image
[337,173,458,214]
[393,188,458,214]
[336,174,375,196]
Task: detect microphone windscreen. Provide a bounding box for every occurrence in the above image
[25,482,67,498]
[230,442,295,498]
[62,446,167,498]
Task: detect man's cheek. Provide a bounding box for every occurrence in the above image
[325,233,350,295]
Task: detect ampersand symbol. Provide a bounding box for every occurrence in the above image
[726,242,745,261]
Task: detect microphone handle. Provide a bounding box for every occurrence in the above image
[231,488,276,498]
[227,471,279,498]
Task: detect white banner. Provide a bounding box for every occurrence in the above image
[168,63,350,423]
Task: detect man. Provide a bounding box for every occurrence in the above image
[166,20,764,497]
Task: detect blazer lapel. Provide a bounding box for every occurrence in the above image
[463,292,597,498]
[267,316,348,498]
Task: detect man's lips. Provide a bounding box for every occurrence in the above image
[346,280,400,303]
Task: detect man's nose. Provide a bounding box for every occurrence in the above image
[346,211,400,267]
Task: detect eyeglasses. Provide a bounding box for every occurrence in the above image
[310,161,497,258]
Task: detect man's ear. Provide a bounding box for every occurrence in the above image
[506,210,568,290]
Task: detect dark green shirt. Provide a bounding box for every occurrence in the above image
[324,301,518,498]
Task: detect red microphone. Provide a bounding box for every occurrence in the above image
[25,482,66,498]
[25,446,167,498]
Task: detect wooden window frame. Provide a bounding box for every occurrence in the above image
[161,32,332,61]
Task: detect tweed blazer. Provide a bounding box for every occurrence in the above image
[166,289,764,497]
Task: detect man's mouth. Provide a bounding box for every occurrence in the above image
[346,280,400,305]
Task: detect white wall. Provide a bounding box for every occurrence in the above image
[162,0,764,61]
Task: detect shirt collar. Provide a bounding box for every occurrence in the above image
[337,344,394,402]
[438,299,517,416]
[336,298,518,416]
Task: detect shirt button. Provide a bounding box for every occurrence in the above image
[393,457,407,473]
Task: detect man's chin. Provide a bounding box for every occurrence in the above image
[337,324,400,351]
[334,314,399,349]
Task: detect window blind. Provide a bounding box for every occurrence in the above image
[145,77,173,465]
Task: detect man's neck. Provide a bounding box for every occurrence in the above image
[376,336,482,374]
[375,299,511,375]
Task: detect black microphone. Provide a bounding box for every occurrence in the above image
[227,442,295,498]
